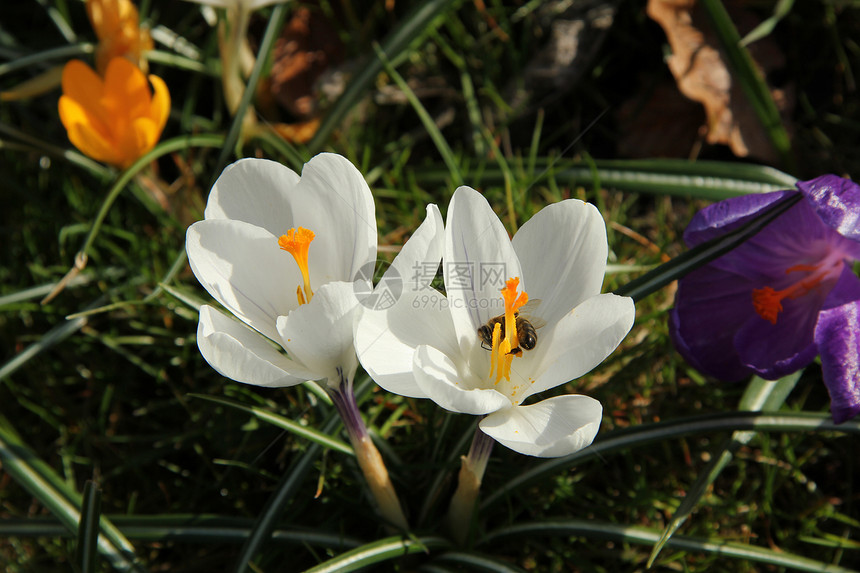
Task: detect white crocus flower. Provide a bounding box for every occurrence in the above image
[357,186,635,458]
[186,153,441,530]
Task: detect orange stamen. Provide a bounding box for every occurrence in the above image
[489,277,530,382]
[752,260,840,325]
[278,227,315,305]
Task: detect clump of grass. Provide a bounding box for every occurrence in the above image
[1,1,859,571]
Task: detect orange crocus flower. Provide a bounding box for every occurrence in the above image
[87,0,153,75]
[59,57,170,169]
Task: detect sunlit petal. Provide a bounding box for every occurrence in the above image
[480,395,602,457]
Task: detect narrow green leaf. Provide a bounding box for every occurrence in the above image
[74,133,226,266]
[308,0,460,152]
[0,515,364,548]
[614,193,802,302]
[433,551,527,572]
[646,372,802,566]
[480,412,860,511]
[412,158,796,200]
[0,419,144,571]
[34,0,77,43]
[233,416,342,573]
[0,272,110,307]
[188,394,351,455]
[374,44,462,186]
[482,520,857,573]
[0,120,110,179]
[0,43,92,77]
[146,49,220,77]
[213,4,288,179]
[698,0,793,169]
[77,481,102,573]
[740,0,794,46]
[0,296,106,382]
[303,535,451,573]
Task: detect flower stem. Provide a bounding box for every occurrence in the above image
[329,369,409,531]
[447,424,495,545]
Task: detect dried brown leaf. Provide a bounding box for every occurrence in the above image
[268,6,343,119]
[645,0,789,161]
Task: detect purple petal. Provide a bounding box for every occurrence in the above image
[815,268,860,423]
[797,175,860,242]
[703,199,838,280]
[683,190,795,247]
[669,264,756,381]
[733,282,824,379]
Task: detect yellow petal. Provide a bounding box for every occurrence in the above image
[103,57,149,119]
[59,96,123,166]
[59,94,112,145]
[146,73,170,130]
[61,60,104,110]
[131,116,159,159]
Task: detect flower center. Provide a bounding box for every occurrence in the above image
[278,227,315,305]
[489,277,529,384]
[751,253,845,325]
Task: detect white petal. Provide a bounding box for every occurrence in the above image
[204,158,300,237]
[518,293,634,400]
[288,153,377,287]
[355,290,458,398]
[388,204,444,296]
[276,282,360,384]
[186,219,300,342]
[479,394,602,457]
[197,305,314,387]
[444,187,522,348]
[512,199,608,325]
[204,154,376,289]
[413,345,510,415]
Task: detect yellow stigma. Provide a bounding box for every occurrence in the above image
[489,277,529,383]
[278,227,315,305]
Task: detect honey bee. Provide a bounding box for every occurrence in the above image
[478,300,544,355]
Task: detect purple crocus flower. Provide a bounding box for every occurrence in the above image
[669,175,860,423]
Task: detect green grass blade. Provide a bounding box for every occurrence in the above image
[188,394,352,455]
[308,0,460,152]
[740,0,794,46]
[0,43,93,77]
[0,270,124,308]
[303,535,452,573]
[71,133,225,270]
[0,419,144,571]
[480,412,860,511]
[0,515,364,548]
[0,120,110,179]
[146,49,219,77]
[77,481,102,573]
[646,372,802,566]
[482,520,858,573]
[0,296,106,381]
[233,415,342,573]
[614,193,802,302]
[433,551,528,572]
[213,4,288,180]
[374,44,462,186]
[698,0,793,169]
[34,0,77,43]
[413,158,797,200]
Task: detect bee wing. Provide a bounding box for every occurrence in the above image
[519,299,547,330]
